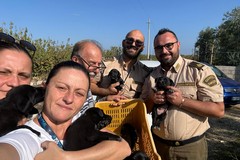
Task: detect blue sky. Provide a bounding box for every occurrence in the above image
[0,0,239,55]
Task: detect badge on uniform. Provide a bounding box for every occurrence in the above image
[203,75,217,87]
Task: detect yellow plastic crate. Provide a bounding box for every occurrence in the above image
[95,99,161,160]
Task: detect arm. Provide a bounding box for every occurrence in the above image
[144,89,166,113]
[90,81,119,97]
[166,86,225,118]
[0,143,20,160]
[178,98,224,118]
[35,139,131,160]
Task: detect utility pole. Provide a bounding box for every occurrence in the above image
[210,42,214,65]
[147,18,151,60]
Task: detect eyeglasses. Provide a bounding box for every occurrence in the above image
[154,41,178,51]
[0,32,36,57]
[125,38,144,47]
[76,55,106,71]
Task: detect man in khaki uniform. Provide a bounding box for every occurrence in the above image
[93,30,151,101]
[141,28,224,160]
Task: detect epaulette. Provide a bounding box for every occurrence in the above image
[188,61,204,70]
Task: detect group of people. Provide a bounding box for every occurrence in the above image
[0,28,224,160]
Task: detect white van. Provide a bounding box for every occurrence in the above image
[140,60,159,68]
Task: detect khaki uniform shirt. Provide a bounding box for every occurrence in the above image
[97,55,151,99]
[141,56,223,140]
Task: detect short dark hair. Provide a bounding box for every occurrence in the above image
[0,41,33,63]
[71,39,102,58]
[45,60,90,89]
[154,28,178,42]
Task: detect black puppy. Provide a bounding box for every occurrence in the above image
[0,85,45,136]
[108,69,124,91]
[152,76,175,130]
[63,107,121,151]
[124,151,150,160]
[121,123,138,150]
[121,123,150,160]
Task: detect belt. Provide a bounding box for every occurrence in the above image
[153,133,205,147]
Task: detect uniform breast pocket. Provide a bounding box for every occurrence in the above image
[177,84,197,100]
[129,82,143,98]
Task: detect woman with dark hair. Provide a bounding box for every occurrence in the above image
[0,60,130,160]
[0,32,35,100]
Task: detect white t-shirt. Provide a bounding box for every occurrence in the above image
[0,120,54,160]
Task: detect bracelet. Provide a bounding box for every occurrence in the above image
[178,98,185,108]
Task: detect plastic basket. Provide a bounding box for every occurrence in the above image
[95,99,161,160]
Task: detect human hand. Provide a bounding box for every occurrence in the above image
[151,90,166,104]
[107,94,128,106]
[107,94,127,101]
[34,141,66,160]
[165,86,184,106]
[108,82,119,95]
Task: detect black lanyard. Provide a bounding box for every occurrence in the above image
[38,113,63,148]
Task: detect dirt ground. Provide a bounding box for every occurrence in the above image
[206,104,240,160]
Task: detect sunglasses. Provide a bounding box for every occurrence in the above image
[125,38,144,47]
[76,55,106,72]
[0,32,36,57]
[154,41,178,51]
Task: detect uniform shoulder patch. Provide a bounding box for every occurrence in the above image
[189,62,204,70]
[203,75,217,87]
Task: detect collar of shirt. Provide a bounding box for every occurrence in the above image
[119,54,139,71]
[159,55,183,74]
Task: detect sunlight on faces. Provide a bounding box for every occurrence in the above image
[80,46,103,80]
[154,32,180,66]
[0,50,32,99]
[44,68,89,123]
[123,31,144,59]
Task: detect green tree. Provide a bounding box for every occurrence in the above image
[216,7,240,65]
[1,22,72,80]
[195,7,240,66]
[195,27,217,64]
[103,46,122,60]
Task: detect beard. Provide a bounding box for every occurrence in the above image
[123,46,142,59]
[158,51,180,68]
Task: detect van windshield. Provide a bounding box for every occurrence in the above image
[210,66,228,78]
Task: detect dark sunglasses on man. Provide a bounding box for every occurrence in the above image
[124,38,144,48]
[0,32,36,58]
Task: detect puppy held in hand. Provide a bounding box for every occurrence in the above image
[152,76,175,130]
[108,69,124,91]
[63,107,121,151]
[0,85,45,136]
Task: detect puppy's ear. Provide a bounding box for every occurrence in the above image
[33,87,45,104]
[13,86,44,117]
[14,96,37,116]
